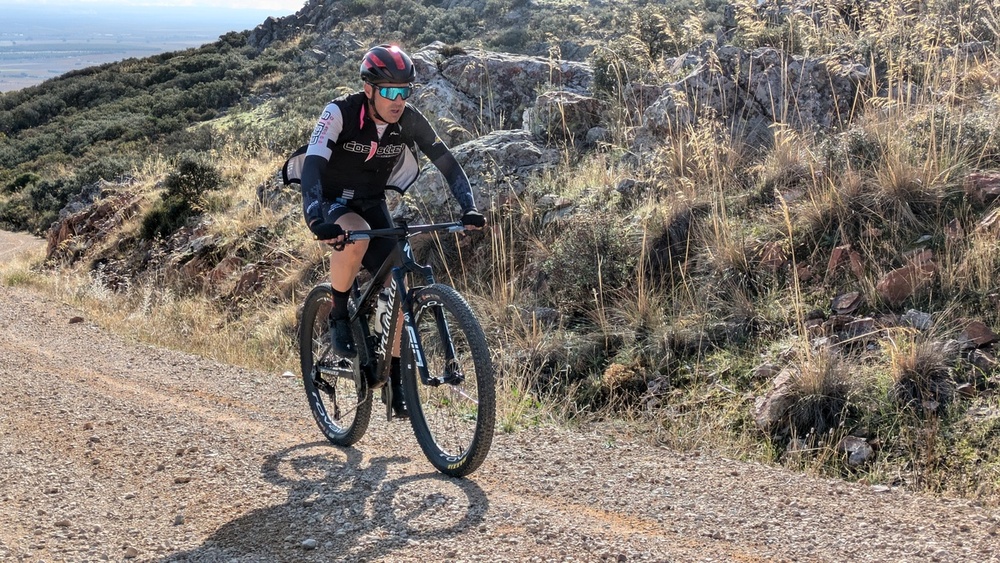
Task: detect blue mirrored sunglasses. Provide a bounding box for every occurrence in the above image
[378,86,413,100]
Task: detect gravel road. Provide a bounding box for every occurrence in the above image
[1,230,999,562]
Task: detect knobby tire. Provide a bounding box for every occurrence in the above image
[402,284,496,477]
[299,283,372,446]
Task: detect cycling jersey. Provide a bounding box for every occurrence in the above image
[299,92,476,227]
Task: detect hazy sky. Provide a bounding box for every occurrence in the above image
[1,0,304,10]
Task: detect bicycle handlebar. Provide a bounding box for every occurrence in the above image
[333,221,466,249]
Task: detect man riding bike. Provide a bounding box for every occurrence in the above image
[299,44,486,418]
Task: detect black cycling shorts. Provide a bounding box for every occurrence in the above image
[324,198,396,275]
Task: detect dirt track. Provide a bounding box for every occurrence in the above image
[1,229,999,562]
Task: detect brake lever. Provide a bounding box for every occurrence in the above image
[327,233,352,252]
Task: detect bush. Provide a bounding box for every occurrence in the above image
[842,126,888,171]
[905,106,1000,167]
[163,152,224,203]
[139,153,224,240]
[541,212,638,314]
[3,173,40,195]
[16,177,79,233]
[0,195,31,231]
[140,195,193,240]
[77,157,131,186]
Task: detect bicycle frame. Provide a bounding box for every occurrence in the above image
[300,218,495,475]
[344,222,467,390]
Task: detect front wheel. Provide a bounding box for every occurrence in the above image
[299,283,372,446]
[402,284,496,477]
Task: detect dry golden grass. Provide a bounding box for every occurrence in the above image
[885,328,959,409]
[1,151,305,376]
[0,245,48,288]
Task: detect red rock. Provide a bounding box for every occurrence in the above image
[964,171,1000,205]
[961,320,998,347]
[848,249,865,278]
[208,256,244,286]
[831,291,862,314]
[876,253,937,305]
[827,245,851,277]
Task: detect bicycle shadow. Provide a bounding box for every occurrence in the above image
[161,441,489,562]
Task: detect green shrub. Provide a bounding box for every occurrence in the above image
[141,195,193,240]
[76,157,131,186]
[16,177,79,233]
[164,152,224,205]
[493,28,531,51]
[541,212,638,314]
[905,106,1000,167]
[3,173,40,195]
[833,126,888,171]
[0,159,124,233]
[0,195,31,231]
[139,152,224,240]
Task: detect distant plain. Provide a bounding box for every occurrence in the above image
[0,3,290,92]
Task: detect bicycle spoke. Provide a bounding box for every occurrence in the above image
[299,284,372,446]
[403,284,495,477]
[446,384,479,405]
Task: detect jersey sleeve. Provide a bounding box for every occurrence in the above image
[404,106,478,213]
[301,103,344,225]
[306,103,343,157]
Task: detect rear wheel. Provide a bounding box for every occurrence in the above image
[402,284,495,477]
[299,283,372,446]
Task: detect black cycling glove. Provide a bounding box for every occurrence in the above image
[310,221,344,241]
[461,210,486,229]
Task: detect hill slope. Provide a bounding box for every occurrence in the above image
[0,275,996,561]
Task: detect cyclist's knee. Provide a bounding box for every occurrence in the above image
[330,240,366,262]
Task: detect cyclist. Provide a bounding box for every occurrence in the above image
[299,44,486,418]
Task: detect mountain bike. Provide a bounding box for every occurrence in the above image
[298,221,495,477]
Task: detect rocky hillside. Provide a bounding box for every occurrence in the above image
[9,0,1000,501]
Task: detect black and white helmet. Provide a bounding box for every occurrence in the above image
[359,44,415,84]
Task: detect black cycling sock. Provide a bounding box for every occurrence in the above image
[330,288,350,320]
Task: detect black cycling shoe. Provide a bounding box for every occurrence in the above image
[328,317,357,358]
[390,384,409,419]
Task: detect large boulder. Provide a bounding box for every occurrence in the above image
[639,42,869,147]
[412,43,593,145]
[398,129,562,222]
[523,90,603,145]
